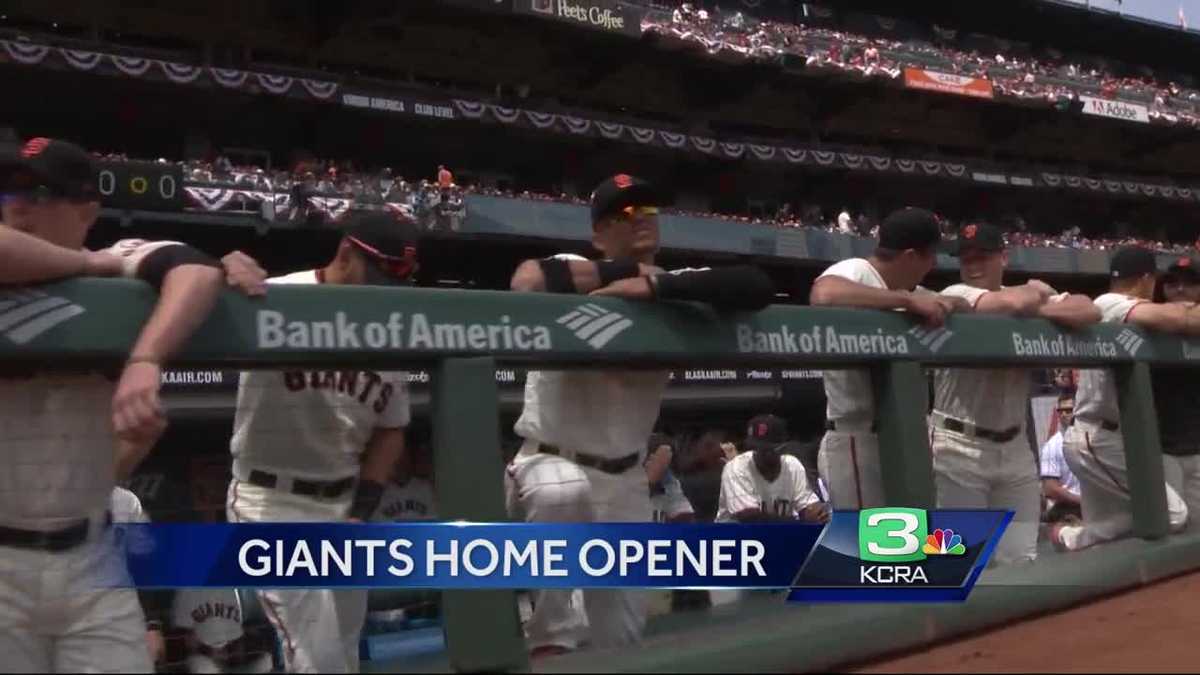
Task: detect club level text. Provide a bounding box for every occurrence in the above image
[737,324,909,355]
[256,311,552,351]
[860,565,929,584]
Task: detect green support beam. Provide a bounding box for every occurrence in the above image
[432,357,529,673]
[872,360,936,508]
[1115,362,1170,539]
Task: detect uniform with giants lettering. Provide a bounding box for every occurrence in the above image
[0,239,200,673]
[226,269,410,674]
[173,589,273,674]
[371,477,437,522]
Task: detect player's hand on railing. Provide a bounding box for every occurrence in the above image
[903,292,950,327]
[84,250,125,277]
[1026,279,1057,299]
[589,276,654,300]
[221,250,268,297]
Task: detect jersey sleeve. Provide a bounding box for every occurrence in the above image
[719,459,762,516]
[1094,293,1142,323]
[787,458,820,511]
[548,253,590,262]
[817,258,875,285]
[378,372,411,429]
[660,472,695,518]
[102,239,190,280]
[941,283,988,308]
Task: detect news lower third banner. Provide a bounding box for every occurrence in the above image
[113,511,1010,603]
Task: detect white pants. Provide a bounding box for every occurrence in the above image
[0,526,152,673]
[1059,422,1188,551]
[817,430,884,510]
[227,480,367,673]
[186,651,275,674]
[930,426,1040,565]
[1163,454,1200,521]
[505,446,651,651]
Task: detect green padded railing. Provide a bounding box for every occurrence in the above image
[5,278,1197,671]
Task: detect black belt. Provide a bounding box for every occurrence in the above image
[1101,420,1120,432]
[0,512,111,552]
[939,417,1021,443]
[825,420,878,433]
[537,444,640,475]
[247,469,355,499]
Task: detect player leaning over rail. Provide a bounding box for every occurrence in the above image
[931,223,1100,565]
[506,174,774,658]
[1050,246,1200,552]
[0,138,259,672]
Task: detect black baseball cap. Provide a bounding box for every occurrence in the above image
[745,414,788,452]
[951,223,1005,256]
[1163,256,1200,283]
[589,174,664,226]
[341,211,421,285]
[878,207,943,251]
[0,137,99,201]
[1110,246,1158,280]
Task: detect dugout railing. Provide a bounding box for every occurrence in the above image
[6,278,1194,672]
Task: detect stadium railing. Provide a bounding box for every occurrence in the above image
[10,278,1196,672]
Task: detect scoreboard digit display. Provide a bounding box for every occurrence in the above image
[97,160,184,212]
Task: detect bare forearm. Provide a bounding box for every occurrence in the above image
[0,227,98,283]
[1037,295,1102,327]
[360,429,405,484]
[810,277,912,310]
[128,265,223,361]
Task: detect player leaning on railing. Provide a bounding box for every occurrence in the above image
[0,137,259,672]
[506,174,774,658]
[1050,246,1200,552]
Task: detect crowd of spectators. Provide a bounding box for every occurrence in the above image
[643,4,1200,126]
[91,150,1200,254]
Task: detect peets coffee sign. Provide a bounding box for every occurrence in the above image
[515,0,643,35]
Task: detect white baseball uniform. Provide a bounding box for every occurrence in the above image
[930,284,1042,565]
[371,478,436,521]
[173,589,273,674]
[1057,293,1188,550]
[715,453,819,522]
[506,254,669,651]
[0,239,186,673]
[816,258,890,509]
[1040,430,1081,500]
[226,269,411,674]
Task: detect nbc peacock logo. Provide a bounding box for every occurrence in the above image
[922,528,967,556]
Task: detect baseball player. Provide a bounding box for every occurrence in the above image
[931,223,1100,564]
[808,207,967,510]
[0,137,233,672]
[372,440,437,522]
[715,415,829,524]
[226,211,418,673]
[506,174,774,656]
[110,485,173,668]
[1153,257,1200,519]
[646,433,694,524]
[172,588,274,674]
[1050,247,1194,551]
[1041,396,1082,523]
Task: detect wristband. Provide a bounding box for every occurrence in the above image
[126,356,162,367]
[595,259,640,287]
[349,479,386,521]
[537,258,576,293]
[146,619,163,631]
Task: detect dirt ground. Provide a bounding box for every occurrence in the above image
[851,572,1200,673]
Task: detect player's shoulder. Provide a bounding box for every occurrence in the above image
[1093,292,1141,321]
[268,270,320,285]
[817,257,875,281]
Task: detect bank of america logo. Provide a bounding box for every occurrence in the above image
[0,290,85,344]
[1115,328,1145,356]
[906,325,954,354]
[556,304,633,349]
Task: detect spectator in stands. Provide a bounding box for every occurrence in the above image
[1040,395,1082,523]
[837,207,853,234]
[437,165,454,190]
